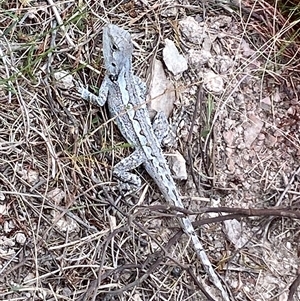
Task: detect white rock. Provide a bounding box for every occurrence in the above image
[16,163,39,184]
[26,169,39,184]
[147,59,175,118]
[169,151,187,180]
[203,70,224,94]
[4,220,15,234]
[240,39,256,57]
[163,39,188,75]
[47,187,65,205]
[179,16,206,45]
[0,204,7,215]
[54,71,74,89]
[223,219,247,249]
[55,214,79,233]
[15,233,26,245]
[260,96,271,110]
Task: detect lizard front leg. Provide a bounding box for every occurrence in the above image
[78,75,110,107]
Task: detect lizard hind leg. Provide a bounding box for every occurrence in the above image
[152,111,176,147]
[113,149,145,193]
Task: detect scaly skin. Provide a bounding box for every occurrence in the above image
[79,24,229,301]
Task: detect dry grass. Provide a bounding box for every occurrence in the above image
[242,0,300,72]
[0,0,300,300]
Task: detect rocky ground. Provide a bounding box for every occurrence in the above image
[0,1,299,300]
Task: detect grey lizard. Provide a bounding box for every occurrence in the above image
[79,24,229,301]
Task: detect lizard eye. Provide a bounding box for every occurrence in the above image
[111,43,118,51]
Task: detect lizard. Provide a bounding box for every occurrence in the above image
[79,24,229,300]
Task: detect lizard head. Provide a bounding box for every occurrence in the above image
[103,24,133,81]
